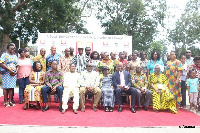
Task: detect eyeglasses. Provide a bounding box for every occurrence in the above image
[186,52,191,53]
[11,48,15,50]
[105,55,109,57]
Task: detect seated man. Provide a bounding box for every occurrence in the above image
[79,62,101,112]
[41,60,64,112]
[132,66,152,111]
[62,64,80,114]
[112,62,137,113]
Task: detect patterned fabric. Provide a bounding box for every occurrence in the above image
[24,71,45,103]
[97,59,116,74]
[89,59,100,71]
[46,53,61,71]
[148,73,177,113]
[33,54,46,71]
[58,56,71,73]
[45,69,64,90]
[190,64,200,81]
[141,60,148,74]
[127,60,141,75]
[147,59,164,74]
[116,59,128,70]
[0,53,18,89]
[165,60,182,107]
[101,75,115,108]
[71,54,89,73]
[131,73,148,89]
[79,70,100,88]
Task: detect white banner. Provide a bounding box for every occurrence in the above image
[37,33,132,56]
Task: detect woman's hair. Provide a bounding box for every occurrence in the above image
[18,48,25,54]
[150,51,160,60]
[140,51,146,58]
[193,56,200,62]
[7,43,14,49]
[33,61,42,72]
[90,51,100,60]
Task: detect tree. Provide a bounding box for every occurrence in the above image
[0,0,89,54]
[96,0,167,51]
[149,41,167,60]
[168,0,200,57]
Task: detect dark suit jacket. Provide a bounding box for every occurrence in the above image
[112,71,131,89]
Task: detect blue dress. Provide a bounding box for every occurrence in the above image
[0,53,18,89]
[101,75,115,108]
[147,59,164,74]
[46,53,61,71]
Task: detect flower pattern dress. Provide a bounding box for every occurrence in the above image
[0,53,18,89]
[165,60,182,107]
[24,71,45,103]
[148,73,177,113]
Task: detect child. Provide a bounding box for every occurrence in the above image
[187,70,200,113]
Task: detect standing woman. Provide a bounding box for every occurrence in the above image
[147,51,164,77]
[165,51,182,108]
[23,61,45,110]
[89,51,100,71]
[127,52,141,75]
[17,49,32,104]
[0,43,18,107]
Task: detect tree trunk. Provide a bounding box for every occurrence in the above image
[1,34,9,55]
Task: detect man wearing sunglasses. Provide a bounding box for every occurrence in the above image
[79,62,101,112]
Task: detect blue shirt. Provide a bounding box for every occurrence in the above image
[147,59,164,74]
[46,53,61,71]
[187,78,199,93]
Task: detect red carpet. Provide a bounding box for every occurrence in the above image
[0,94,199,127]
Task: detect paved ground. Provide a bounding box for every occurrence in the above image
[0,89,200,133]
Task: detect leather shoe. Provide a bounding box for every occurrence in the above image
[42,106,49,112]
[137,107,141,111]
[118,106,123,112]
[19,101,23,104]
[81,108,85,112]
[59,106,62,112]
[142,106,149,111]
[92,107,97,112]
[131,107,136,113]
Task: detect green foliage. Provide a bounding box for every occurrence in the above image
[168,0,200,57]
[0,0,89,45]
[96,0,167,51]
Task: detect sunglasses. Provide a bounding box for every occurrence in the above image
[87,65,93,67]
[11,48,15,50]
[186,52,191,53]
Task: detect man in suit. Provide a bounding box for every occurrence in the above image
[112,62,137,113]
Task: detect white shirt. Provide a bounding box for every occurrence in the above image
[63,72,80,88]
[119,71,125,86]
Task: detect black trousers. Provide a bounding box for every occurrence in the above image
[181,80,186,107]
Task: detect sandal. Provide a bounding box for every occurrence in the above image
[5,102,10,108]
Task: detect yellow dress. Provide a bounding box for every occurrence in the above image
[148,73,177,113]
[24,71,44,103]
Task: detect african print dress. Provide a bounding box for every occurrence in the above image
[165,60,182,107]
[101,75,115,108]
[0,53,18,89]
[24,71,45,103]
[148,73,177,113]
[97,59,116,74]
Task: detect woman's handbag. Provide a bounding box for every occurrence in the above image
[0,67,6,74]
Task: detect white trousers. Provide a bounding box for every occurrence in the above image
[62,87,79,110]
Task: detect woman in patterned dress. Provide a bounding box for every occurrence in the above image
[0,43,18,107]
[148,65,177,113]
[101,66,115,112]
[165,51,182,108]
[140,51,148,75]
[23,61,45,110]
[97,52,116,78]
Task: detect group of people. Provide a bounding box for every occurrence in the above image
[0,42,200,114]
